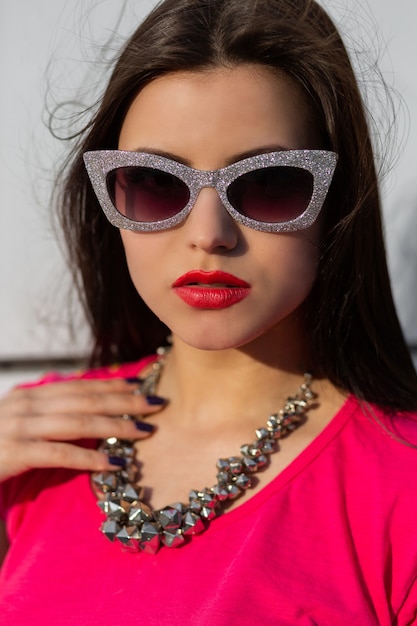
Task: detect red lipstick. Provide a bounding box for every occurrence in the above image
[172,270,251,309]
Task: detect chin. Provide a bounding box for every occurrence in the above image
[171,322,277,353]
[179,335,243,352]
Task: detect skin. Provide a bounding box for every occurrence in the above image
[0,381,165,561]
[0,65,346,557]
[117,66,346,509]
[119,66,322,356]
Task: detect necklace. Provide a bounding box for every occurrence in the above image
[93,348,316,554]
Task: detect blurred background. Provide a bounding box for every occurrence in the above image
[0,0,416,394]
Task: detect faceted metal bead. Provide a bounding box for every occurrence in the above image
[182,511,205,535]
[170,502,185,514]
[216,458,230,471]
[256,454,268,468]
[199,489,217,506]
[122,485,142,503]
[226,484,241,499]
[128,503,152,524]
[162,528,185,548]
[270,427,285,440]
[228,459,243,476]
[101,520,121,542]
[121,445,135,458]
[120,499,135,515]
[103,444,120,455]
[140,521,161,554]
[228,456,242,475]
[247,443,264,458]
[92,472,118,493]
[116,525,141,551]
[261,440,275,454]
[189,490,204,514]
[242,456,259,472]
[140,537,160,554]
[189,499,202,514]
[157,506,182,530]
[200,505,218,520]
[101,498,127,522]
[234,473,252,490]
[255,427,270,440]
[267,414,281,427]
[240,444,252,457]
[294,399,308,412]
[216,470,230,484]
[196,490,218,519]
[97,499,113,515]
[211,484,230,501]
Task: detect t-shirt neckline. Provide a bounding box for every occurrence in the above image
[84,394,359,534]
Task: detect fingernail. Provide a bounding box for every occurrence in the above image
[146,395,166,406]
[135,420,155,433]
[125,377,144,384]
[108,455,127,467]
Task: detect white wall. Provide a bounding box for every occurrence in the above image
[0,0,416,367]
[0,1,155,361]
[322,0,417,348]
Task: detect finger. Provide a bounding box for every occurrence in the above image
[9,377,142,399]
[7,387,166,418]
[5,412,157,442]
[1,441,128,476]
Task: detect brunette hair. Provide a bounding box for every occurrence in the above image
[56,0,417,410]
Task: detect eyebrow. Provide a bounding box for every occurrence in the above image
[130,145,289,168]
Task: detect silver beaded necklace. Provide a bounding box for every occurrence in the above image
[93,348,316,554]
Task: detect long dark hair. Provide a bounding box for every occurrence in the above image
[56,0,417,410]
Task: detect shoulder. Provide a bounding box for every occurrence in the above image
[77,355,157,381]
[340,396,417,486]
[19,354,157,389]
[0,355,157,520]
[354,398,417,449]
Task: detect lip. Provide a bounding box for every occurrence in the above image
[173,270,250,288]
[172,270,251,309]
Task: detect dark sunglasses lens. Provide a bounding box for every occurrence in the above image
[107,167,190,222]
[227,166,314,223]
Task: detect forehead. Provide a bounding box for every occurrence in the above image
[118,65,321,166]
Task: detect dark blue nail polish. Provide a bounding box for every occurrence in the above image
[108,455,127,467]
[146,395,166,406]
[125,377,144,384]
[135,420,155,433]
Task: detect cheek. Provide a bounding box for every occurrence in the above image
[267,227,320,281]
[293,234,320,290]
[120,231,156,294]
[260,231,320,311]
[293,223,321,276]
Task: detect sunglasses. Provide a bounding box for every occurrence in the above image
[83,149,338,233]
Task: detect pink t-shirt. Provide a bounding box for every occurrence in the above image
[0,360,417,625]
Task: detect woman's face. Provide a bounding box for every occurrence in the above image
[118,65,323,351]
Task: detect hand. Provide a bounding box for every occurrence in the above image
[0,378,165,483]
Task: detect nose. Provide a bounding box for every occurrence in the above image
[183,187,239,253]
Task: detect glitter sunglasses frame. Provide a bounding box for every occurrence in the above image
[83,149,338,233]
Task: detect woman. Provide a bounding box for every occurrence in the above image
[0,0,416,623]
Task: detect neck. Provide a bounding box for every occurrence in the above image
[156,323,313,427]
